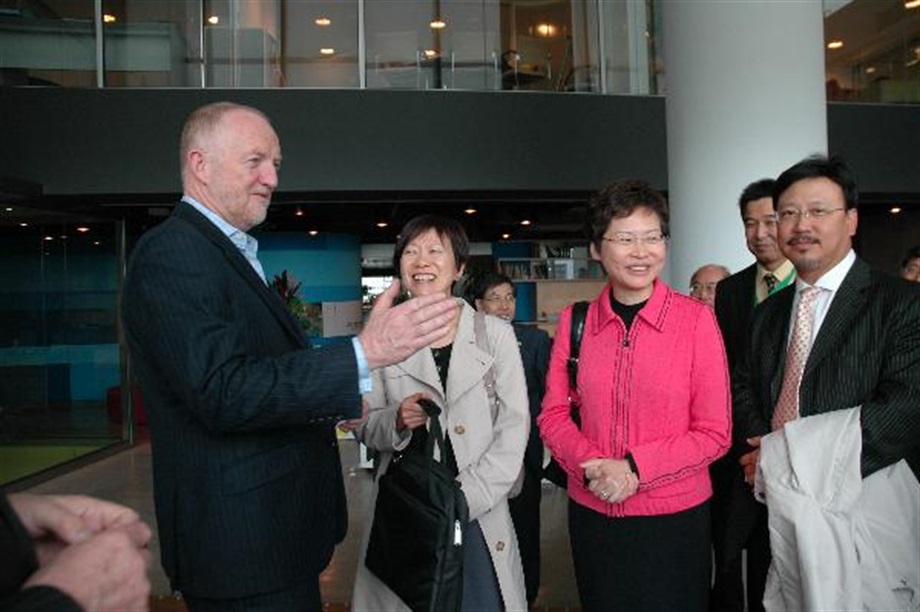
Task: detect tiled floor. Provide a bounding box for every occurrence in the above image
[22,438,582,611]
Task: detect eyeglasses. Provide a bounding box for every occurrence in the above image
[601,231,667,248]
[690,282,719,293]
[483,294,516,304]
[775,207,846,224]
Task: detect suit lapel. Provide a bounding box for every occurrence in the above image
[174,203,306,346]
[394,347,444,402]
[763,286,795,408]
[803,258,870,379]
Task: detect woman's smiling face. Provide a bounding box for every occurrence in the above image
[399,227,464,298]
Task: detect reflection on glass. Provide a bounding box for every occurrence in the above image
[823,0,919,103]
[0,1,97,87]
[0,209,127,485]
[281,0,359,88]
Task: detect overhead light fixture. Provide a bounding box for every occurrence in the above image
[315,17,331,26]
[207,15,219,25]
[865,66,876,74]
[906,0,920,9]
[103,14,116,23]
[320,48,335,56]
[430,19,447,30]
[827,40,844,50]
[501,233,511,240]
[535,23,557,37]
[890,206,902,214]
[44,236,54,241]
[308,230,319,236]
[19,222,28,227]
[295,207,304,217]
[376,221,389,228]
[4,207,12,212]
[520,219,531,226]
[76,226,90,233]
[464,208,477,215]
[93,240,101,246]
[423,49,439,59]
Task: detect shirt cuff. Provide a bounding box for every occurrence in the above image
[351,337,372,394]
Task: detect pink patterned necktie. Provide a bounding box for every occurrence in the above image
[772,286,821,431]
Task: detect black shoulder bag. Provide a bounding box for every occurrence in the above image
[542,300,589,488]
[365,398,469,612]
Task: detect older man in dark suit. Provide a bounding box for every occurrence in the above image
[733,155,920,594]
[122,102,459,611]
[709,178,795,612]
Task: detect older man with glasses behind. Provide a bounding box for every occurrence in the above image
[732,155,920,609]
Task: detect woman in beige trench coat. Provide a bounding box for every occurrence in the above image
[352,215,529,611]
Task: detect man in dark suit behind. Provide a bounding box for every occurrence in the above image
[472,272,551,607]
[733,155,920,576]
[710,179,795,612]
[122,102,459,611]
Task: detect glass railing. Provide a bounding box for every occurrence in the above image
[0,1,915,95]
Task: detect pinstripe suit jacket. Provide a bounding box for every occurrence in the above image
[122,202,362,599]
[732,257,920,478]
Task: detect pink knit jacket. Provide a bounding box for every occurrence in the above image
[538,279,731,517]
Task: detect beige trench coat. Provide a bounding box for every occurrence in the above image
[351,302,530,611]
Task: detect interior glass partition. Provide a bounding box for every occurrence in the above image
[0,208,128,485]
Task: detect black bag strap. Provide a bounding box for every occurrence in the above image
[417,398,446,460]
[567,301,589,390]
[567,301,589,428]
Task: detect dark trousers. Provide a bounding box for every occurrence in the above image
[569,499,711,612]
[183,578,321,612]
[710,457,770,612]
[462,520,503,611]
[508,471,541,606]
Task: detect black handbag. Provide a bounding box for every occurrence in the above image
[365,398,469,612]
[542,301,589,488]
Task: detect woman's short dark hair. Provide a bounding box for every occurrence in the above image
[584,180,669,249]
[774,154,858,210]
[392,215,470,272]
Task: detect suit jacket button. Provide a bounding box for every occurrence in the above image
[496,541,505,552]
[454,425,466,435]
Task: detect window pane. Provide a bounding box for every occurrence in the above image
[103,0,204,87]
[0,0,97,87]
[281,0,358,88]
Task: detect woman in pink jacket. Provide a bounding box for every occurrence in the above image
[538,180,731,612]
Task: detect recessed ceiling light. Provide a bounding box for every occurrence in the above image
[320,48,335,56]
[430,19,447,30]
[103,14,116,23]
[890,206,902,214]
[423,49,439,59]
[295,207,304,217]
[4,207,12,212]
[520,219,531,226]
[906,0,920,9]
[93,241,101,246]
[308,230,319,236]
[865,66,876,74]
[501,233,511,240]
[827,40,844,50]
[44,236,54,241]
[376,222,388,228]
[464,208,477,215]
[535,23,556,37]
[77,226,90,233]
[207,15,219,25]
[315,17,331,26]
[19,222,28,227]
